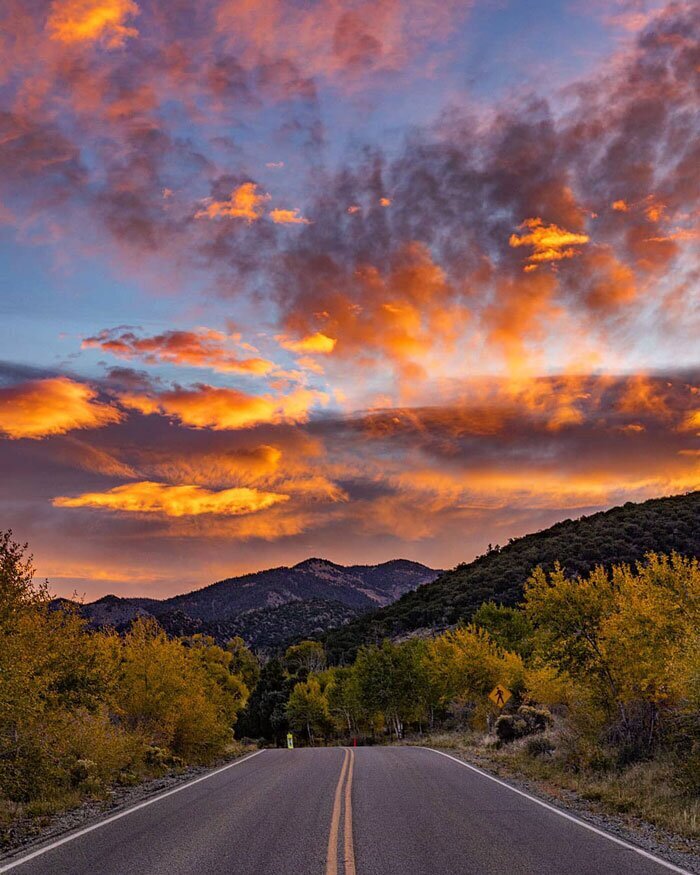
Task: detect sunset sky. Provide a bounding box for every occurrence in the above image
[0,0,698,599]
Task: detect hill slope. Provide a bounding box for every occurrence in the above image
[324,491,700,662]
[69,558,440,650]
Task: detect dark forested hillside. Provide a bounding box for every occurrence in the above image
[324,491,700,663]
[64,558,440,651]
[154,599,359,652]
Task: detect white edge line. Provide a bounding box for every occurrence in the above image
[421,748,694,875]
[0,750,265,873]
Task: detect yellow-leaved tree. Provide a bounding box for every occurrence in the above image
[524,554,700,762]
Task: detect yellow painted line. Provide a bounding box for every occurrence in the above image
[326,748,350,875]
[343,748,356,875]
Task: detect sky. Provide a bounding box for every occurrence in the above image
[0,0,698,600]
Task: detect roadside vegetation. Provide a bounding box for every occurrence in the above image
[0,531,258,841]
[243,553,699,839]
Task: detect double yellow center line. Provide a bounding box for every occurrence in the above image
[326,748,356,875]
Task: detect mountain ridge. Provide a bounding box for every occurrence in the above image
[58,557,441,651]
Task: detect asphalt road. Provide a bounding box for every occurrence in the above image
[0,747,691,875]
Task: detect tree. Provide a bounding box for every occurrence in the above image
[472,602,534,658]
[524,563,617,683]
[427,626,520,702]
[236,658,291,744]
[226,636,260,691]
[184,635,251,723]
[0,533,130,800]
[117,619,247,762]
[524,554,700,760]
[286,678,332,745]
[325,667,367,737]
[354,640,431,739]
[283,641,327,681]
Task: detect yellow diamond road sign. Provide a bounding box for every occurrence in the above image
[489,684,512,708]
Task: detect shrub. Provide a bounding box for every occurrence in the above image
[525,735,555,758]
[495,705,551,743]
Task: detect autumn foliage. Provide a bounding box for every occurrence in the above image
[0,532,257,825]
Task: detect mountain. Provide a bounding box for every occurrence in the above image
[324,491,700,663]
[63,558,440,651]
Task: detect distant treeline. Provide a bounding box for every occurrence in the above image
[0,531,258,829]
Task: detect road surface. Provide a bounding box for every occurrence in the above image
[0,747,691,875]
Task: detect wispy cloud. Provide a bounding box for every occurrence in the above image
[83,327,274,375]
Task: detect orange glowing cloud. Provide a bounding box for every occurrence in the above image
[269,208,311,225]
[195,183,270,222]
[82,328,273,375]
[119,384,327,430]
[509,217,590,269]
[47,0,139,47]
[121,435,348,507]
[644,198,666,223]
[612,200,629,212]
[386,465,700,516]
[680,410,700,433]
[280,242,466,379]
[645,229,699,243]
[482,269,559,371]
[53,480,289,516]
[277,332,337,354]
[0,377,123,440]
[360,374,698,441]
[616,375,672,419]
[134,444,284,488]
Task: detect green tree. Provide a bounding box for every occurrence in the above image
[472,602,534,658]
[226,636,260,691]
[283,640,327,681]
[325,667,367,737]
[286,678,332,745]
[354,640,430,739]
[236,658,291,744]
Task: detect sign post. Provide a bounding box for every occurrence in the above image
[488,684,512,709]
